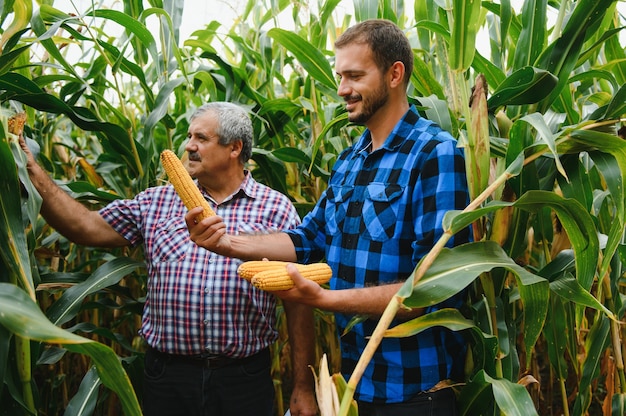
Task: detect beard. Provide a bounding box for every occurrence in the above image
[346,80,389,125]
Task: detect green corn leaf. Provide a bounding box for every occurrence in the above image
[383,308,475,338]
[411,55,446,100]
[471,52,506,89]
[30,7,80,79]
[46,257,145,326]
[458,370,497,415]
[550,275,614,318]
[543,296,570,379]
[0,72,145,177]
[90,9,160,71]
[572,316,611,415]
[398,241,548,362]
[513,191,599,292]
[487,66,558,110]
[564,129,626,222]
[518,113,568,180]
[0,130,34,298]
[474,370,539,416]
[0,44,30,76]
[353,0,379,22]
[0,0,32,50]
[143,77,185,145]
[96,40,155,110]
[415,95,453,135]
[0,284,142,415]
[271,147,311,165]
[449,0,482,71]
[604,33,626,85]
[604,83,626,120]
[512,0,547,70]
[611,394,626,416]
[398,240,540,303]
[535,0,616,111]
[64,367,101,416]
[268,28,336,91]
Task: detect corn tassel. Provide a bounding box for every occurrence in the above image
[161,150,215,219]
[251,263,332,291]
[237,261,290,280]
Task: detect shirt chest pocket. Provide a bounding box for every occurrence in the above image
[152,217,190,263]
[324,185,354,235]
[362,183,404,242]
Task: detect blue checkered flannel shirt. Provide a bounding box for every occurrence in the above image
[287,105,471,403]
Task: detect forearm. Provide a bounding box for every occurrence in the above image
[229,232,298,262]
[284,301,316,387]
[26,161,128,247]
[283,300,317,415]
[313,282,423,319]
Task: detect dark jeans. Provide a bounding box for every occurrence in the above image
[142,347,274,416]
[357,388,458,416]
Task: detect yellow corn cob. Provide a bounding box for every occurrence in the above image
[251,263,332,291]
[237,261,290,280]
[160,150,215,219]
[8,112,27,135]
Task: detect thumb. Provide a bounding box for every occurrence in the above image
[286,263,305,285]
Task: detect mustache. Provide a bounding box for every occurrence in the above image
[187,152,201,161]
[343,94,361,102]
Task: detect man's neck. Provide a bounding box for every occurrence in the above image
[367,100,409,150]
[198,169,245,204]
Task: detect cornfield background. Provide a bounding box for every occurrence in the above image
[1,0,625,415]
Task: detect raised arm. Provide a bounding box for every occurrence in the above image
[19,135,130,248]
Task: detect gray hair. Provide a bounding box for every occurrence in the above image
[190,102,253,164]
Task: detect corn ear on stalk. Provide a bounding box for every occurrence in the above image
[250,263,332,291]
[161,150,215,219]
[237,261,290,280]
[8,112,27,135]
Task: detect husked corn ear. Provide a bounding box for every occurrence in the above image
[161,150,215,219]
[237,261,290,280]
[251,263,332,291]
[8,112,27,135]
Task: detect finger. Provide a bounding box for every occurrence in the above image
[184,206,205,227]
[286,263,305,284]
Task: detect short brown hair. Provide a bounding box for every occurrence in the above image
[335,19,414,87]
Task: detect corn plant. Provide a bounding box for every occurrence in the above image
[0,0,625,415]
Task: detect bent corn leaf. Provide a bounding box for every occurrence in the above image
[268,28,336,91]
[0,284,142,415]
[487,66,558,110]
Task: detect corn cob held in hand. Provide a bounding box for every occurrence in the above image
[239,262,332,291]
[237,261,292,280]
[8,112,27,135]
[161,150,215,220]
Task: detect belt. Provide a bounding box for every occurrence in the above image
[148,346,269,370]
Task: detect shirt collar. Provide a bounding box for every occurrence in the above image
[198,170,256,204]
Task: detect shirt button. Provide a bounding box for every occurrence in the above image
[203,319,209,325]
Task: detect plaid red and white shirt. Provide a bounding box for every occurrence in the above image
[100,172,300,357]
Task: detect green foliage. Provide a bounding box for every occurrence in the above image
[0,0,624,415]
